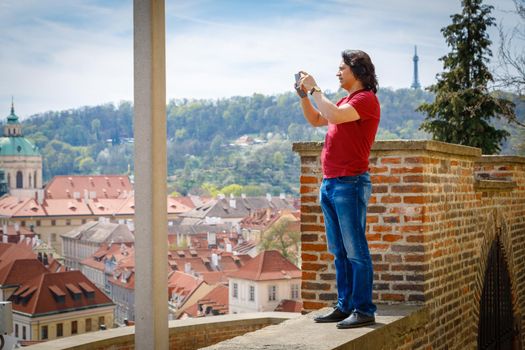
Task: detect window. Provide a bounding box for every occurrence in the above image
[21,221,25,227]
[249,286,255,302]
[86,318,92,332]
[291,284,299,299]
[268,285,277,301]
[71,320,78,334]
[36,220,41,227]
[57,323,63,337]
[82,219,87,224]
[22,326,26,340]
[66,219,71,226]
[16,171,23,189]
[15,324,18,338]
[41,325,48,340]
[51,233,57,242]
[98,316,105,329]
[51,220,56,226]
[232,283,238,298]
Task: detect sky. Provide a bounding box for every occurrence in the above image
[0,0,522,117]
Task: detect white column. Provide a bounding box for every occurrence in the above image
[134,1,168,349]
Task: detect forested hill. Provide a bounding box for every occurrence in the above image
[12,88,524,196]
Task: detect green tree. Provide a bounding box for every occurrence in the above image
[418,0,516,154]
[258,218,301,265]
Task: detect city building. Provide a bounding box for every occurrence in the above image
[0,101,42,198]
[228,250,301,314]
[61,220,134,270]
[10,270,115,342]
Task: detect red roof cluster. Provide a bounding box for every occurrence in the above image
[228,250,301,281]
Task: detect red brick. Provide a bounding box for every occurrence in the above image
[303,301,329,310]
[302,253,319,262]
[368,205,387,214]
[383,216,400,223]
[302,282,331,291]
[300,175,319,184]
[381,157,402,164]
[302,233,319,242]
[369,243,390,250]
[372,225,393,233]
[381,293,405,301]
[301,215,318,223]
[302,243,327,252]
[401,225,424,233]
[405,157,429,164]
[392,185,425,193]
[407,235,425,243]
[300,186,317,194]
[403,175,425,183]
[383,234,403,242]
[371,175,401,183]
[301,195,318,203]
[301,224,325,232]
[301,205,322,213]
[319,253,334,261]
[302,271,317,280]
[366,233,382,241]
[367,215,379,224]
[405,254,425,263]
[302,262,328,271]
[370,166,389,173]
[372,185,389,193]
[384,254,402,263]
[380,196,402,203]
[403,196,425,204]
[391,166,424,174]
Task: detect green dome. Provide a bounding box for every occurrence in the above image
[0,137,40,156]
[6,105,19,125]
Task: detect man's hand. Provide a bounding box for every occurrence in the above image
[299,71,318,92]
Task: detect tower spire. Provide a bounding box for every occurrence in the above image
[10,96,14,115]
[411,46,421,89]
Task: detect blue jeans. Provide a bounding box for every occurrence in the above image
[320,172,376,317]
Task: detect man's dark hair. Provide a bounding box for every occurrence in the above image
[342,50,378,93]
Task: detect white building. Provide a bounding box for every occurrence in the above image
[228,250,301,314]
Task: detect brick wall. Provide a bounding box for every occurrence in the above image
[293,140,525,349]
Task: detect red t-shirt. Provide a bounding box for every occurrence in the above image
[321,89,380,178]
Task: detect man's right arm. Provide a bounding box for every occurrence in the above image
[300,97,328,127]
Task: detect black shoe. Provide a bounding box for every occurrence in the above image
[336,312,375,329]
[314,308,350,323]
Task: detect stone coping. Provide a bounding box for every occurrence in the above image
[293,140,482,157]
[203,305,428,350]
[23,312,301,350]
[476,155,525,164]
[474,180,518,191]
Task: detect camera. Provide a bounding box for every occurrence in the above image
[294,73,307,98]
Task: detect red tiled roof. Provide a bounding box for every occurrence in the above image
[42,199,92,216]
[168,271,200,297]
[10,270,113,316]
[0,197,47,217]
[227,250,301,281]
[0,259,48,286]
[44,175,132,200]
[274,299,303,313]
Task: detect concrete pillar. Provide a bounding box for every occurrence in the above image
[133,1,168,349]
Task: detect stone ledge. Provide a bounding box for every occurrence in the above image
[474,179,518,192]
[23,312,301,350]
[293,140,482,157]
[476,155,525,164]
[202,305,428,350]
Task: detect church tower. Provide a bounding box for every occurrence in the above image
[411,46,421,89]
[0,100,43,198]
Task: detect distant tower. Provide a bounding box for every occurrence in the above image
[411,46,421,89]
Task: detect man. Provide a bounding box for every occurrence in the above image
[296,50,380,329]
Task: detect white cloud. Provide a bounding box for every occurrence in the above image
[0,0,520,117]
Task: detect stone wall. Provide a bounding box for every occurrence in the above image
[23,313,299,350]
[293,140,525,349]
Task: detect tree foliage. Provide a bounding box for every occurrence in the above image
[418,0,517,154]
[258,217,301,265]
